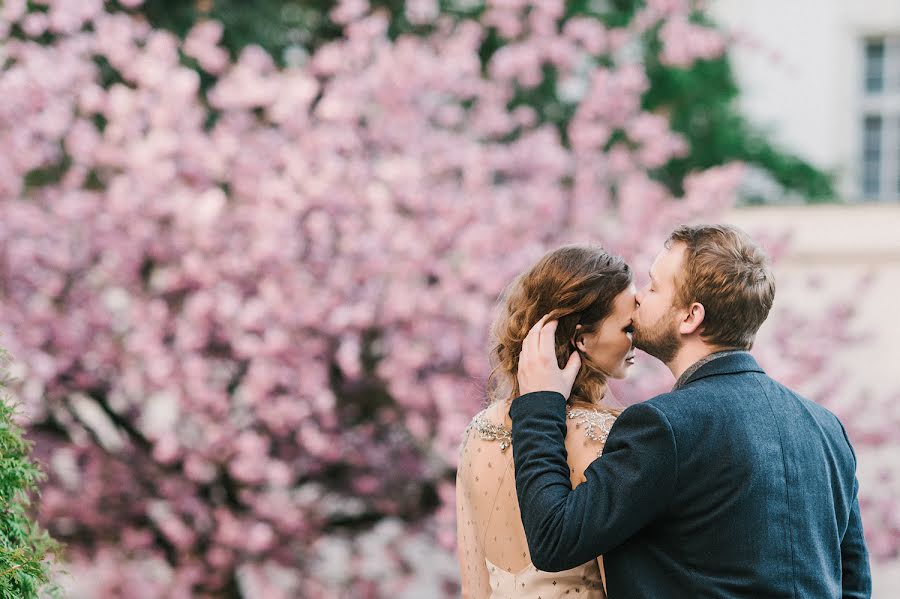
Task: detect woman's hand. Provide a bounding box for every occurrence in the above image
[516,315,581,398]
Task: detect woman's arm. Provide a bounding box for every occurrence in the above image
[456,432,492,598]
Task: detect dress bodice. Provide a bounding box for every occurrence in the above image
[457,403,617,598]
[486,558,605,598]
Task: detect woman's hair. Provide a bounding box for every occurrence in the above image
[487,245,632,412]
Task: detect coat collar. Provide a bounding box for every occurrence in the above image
[676,351,765,389]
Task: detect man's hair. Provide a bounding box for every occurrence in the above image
[667,224,775,350]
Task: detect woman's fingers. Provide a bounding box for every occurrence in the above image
[523,314,550,363]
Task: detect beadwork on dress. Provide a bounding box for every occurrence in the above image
[567,408,616,456]
[465,408,616,456]
[468,414,513,452]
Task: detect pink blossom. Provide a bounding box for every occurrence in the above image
[183,21,229,74]
[21,11,48,36]
[406,0,439,25]
[1,0,27,24]
[331,0,370,26]
[563,17,608,55]
[660,18,727,67]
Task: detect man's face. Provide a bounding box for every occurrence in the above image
[632,242,686,364]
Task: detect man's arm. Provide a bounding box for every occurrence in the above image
[840,484,871,599]
[510,392,677,572]
[836,420,871,598]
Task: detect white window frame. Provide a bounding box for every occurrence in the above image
[860,37,900,202]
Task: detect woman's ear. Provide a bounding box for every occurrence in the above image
[571,324,586,352]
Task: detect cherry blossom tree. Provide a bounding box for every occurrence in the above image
[0,0,890,596]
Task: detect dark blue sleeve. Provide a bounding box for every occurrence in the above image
[840,483,872,599]
[838,421,872,599]
[510,391,678,572]
[834,416,872,599]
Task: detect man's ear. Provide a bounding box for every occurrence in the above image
[679,302,705,335]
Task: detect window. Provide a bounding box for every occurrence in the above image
[864,41,885,93]
[860,37,900,201]
[862,115,882,196]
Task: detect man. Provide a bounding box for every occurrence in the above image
[510,225,871,598]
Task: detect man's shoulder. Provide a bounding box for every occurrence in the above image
[634,374,851,442]
[624,374,765,429]
[634,386,710,419]
[616,392,689,429]
[793,390,851,440]
[746,372,847,429]
[643,369,780,411]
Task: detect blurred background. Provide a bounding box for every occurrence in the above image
[0,0,896,597]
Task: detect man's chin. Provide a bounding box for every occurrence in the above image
[632,337,651,356]
[633,340,668,364]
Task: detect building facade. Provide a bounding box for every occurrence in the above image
[712,0,900,202]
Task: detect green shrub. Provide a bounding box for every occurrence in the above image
[0,349,60,599]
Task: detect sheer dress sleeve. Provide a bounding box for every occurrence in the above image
[456,423,493,599]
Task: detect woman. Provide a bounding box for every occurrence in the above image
[457,245,636,598]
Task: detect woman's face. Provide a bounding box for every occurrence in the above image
[575,286,637,379]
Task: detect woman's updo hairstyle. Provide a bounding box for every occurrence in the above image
[487,245,632,410]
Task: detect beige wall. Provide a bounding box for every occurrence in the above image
[726,203,900,393]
